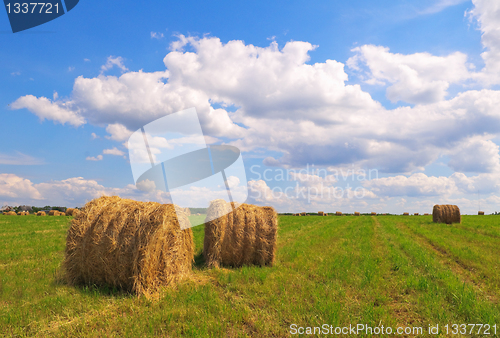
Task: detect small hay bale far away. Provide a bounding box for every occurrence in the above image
[59,212,66,216]
[300,212,306,216]
[335,211,342,216]
[432,205,461,224]
[48,210,57,216]
[318,211,324,216]
[37,211,46,216]
[324,213,328,216]
[414,213,419,216]
[403,212,409,216]
[424,213,429,216]
[371,212,377,216]
[354,212,360,216]
[203,199,278,268]
[63,195,194,298]
[478,211,485,215]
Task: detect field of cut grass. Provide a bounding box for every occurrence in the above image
[0,214,499,337]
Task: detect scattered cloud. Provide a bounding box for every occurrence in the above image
[468,0,500,85]
[11,71,21,76]
[100,56,129,74]
[68,66,75,72]
[103,147,125,156]
[91,132,99,140]
[84,58,91,62]
[419,0,469,15]
[0,152,44,165]
[347,45,473,104]
[9,95,84,127]
[86,155,103,161]
[105,124,133,142]
[150,31,164,39]
[0,174,43,200]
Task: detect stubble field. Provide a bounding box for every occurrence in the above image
[0,214,499,337]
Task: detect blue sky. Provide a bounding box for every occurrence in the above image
[1,0,500,214]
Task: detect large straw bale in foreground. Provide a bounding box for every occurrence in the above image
[432,205,461,224]
[63,196,194,297]
[203,200,278,268]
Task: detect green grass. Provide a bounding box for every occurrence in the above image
[0,214,499,337]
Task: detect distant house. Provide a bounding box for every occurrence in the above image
[18,205,33,212]
[0,205,12,212]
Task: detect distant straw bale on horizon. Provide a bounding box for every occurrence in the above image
[432,205,461,224]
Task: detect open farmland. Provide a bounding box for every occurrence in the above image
[0,214,499,337]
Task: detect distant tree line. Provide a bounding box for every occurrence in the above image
[189,207,207,214]
[30,206,70,213]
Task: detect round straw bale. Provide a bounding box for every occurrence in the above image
[335,211,342,216]
[17,212,22,215]
[414,213,419,216]
[371,212,377,215]
[72,209,80,217]
[478,211,485,215]
[37,211,46,216]
[432,205,461,224]
[63,196,194,297]
[318,211,324,216]
[424,213,429,216]
[66,208,74,216]
[59,212,66,216]
[48,210,57,216]
[403,212,409,216]
[354,212,360,216]
[324,213,328,216]
[203,199,278,268]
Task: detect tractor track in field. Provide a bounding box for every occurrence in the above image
[371,217,425,333]
[447,223,500,239]
[395,221,498,304]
